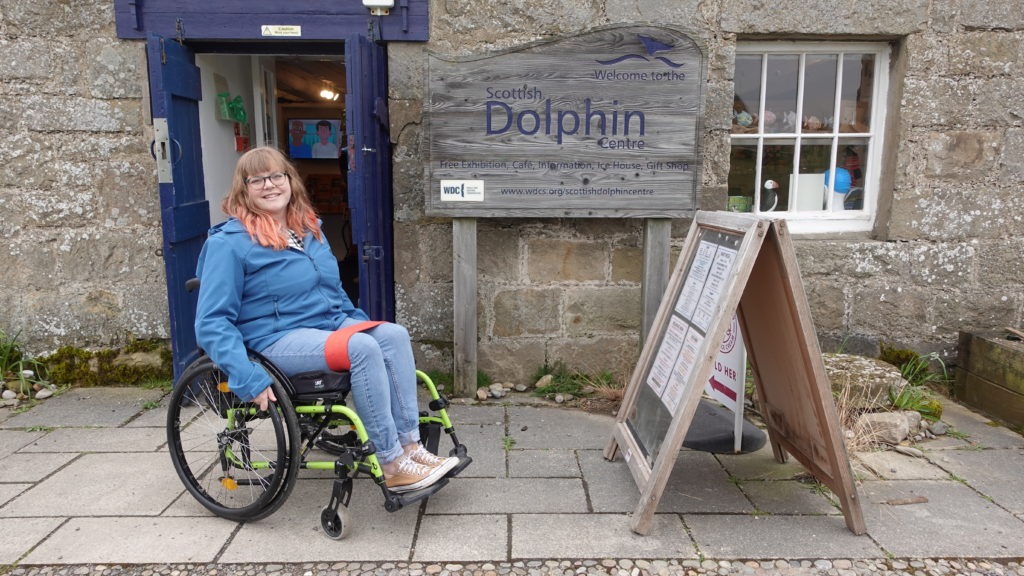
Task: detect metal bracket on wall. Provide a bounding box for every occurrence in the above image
[152,118,172,184]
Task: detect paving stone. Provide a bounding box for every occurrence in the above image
[687,514,884,558]
[859,479,1024,557]
[0,388,165,429]
[930,447,1024,513]
[22,517,234,564]
[508,449,580,478]
[414,514,508,561]
[0,517,65,565]
[506,407,612,449]
[740,480,840,515]
[424,478,587,514]
[18,427,167,453]
[511,514,694,559]
[219,478,418,562]
[854,450,950,480]
[0,452,76,482]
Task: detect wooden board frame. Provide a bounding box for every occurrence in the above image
[604,211,865,536]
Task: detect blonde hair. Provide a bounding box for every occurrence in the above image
[222,147,323,250]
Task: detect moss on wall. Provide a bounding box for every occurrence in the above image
[40,340,172,387]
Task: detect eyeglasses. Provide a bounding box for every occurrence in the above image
[245,172,289,188]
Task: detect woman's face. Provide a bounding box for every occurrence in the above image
[244,165,292,224]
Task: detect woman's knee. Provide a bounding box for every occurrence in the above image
[374,322,410,343]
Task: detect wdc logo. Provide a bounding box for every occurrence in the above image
[440,179,485,202]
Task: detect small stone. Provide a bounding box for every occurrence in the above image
[930,421,949,435]
[514,383,528,392]
[34,388,54,400]
[1,389,17,400]
[476,388,489,401]
[534,374,553,389]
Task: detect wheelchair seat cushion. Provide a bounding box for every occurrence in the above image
[290,370,351,401]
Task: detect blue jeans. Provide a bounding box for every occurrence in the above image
[259,319,420,465]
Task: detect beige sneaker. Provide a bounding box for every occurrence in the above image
[384,455,447,493]
[409,444,459,476]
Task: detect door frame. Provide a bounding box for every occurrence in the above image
[146,37,395,376]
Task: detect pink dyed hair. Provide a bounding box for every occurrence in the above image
[222,146,323,250]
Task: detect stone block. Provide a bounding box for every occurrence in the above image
[721,0,927,35]
[393,221,452,286]
[1001,127,1024,180]
[610,245,642,282]
[395,282,454,341]
[960,0,1024,29]
[824,353,905,410]
[87,41,145,99]
[947,31,1020,77]
[849,284,929,337]
[477,339,546,385]
[922,131,1001,180]
[547,335,639,378]
[527,238,606,282]
[854,412,910,445]
[388,44,427,100]
[0,0,113,36]
[492,288,561,337]
[479,226,521,282]
[803,280,845,332]
[564,286,641,335]
[18,95,139,133]
[975,239,1024,286]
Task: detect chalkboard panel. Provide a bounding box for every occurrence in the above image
[426,24,705,218]
[626,227,743,466]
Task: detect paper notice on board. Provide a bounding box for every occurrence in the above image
[661,329,704,414]
[647,315,688,396]
[675,241,717,321]
[691,246,738,332]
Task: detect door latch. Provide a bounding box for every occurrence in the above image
[152,118,172,184]
[361,245,384,262]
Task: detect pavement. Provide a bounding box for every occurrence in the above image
[1,387,1023,573]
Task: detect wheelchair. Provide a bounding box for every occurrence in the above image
[166,348,471,539]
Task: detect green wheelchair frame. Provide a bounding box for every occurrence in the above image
[166,351,471,539]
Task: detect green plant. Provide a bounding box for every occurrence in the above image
[0,329,48,396]
[888,382,943,421]
[503,435,516,451]
[532,361,623,398]
[898,351,950,388]
[142,401,161,410]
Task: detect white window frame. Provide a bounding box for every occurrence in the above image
[731,41,891,235]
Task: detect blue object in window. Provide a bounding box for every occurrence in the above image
[823,167,852,194]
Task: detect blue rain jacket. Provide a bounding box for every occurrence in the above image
[194,218,368,400]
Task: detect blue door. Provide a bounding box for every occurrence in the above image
[346,34,395,321]
[146,35,209,378]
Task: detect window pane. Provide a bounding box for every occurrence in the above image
[760,142,795,212]
[792,141,833,212]
[764,54,799,134]
[837,139,868,210]
[803,54,837,133]
[840,53,874,133]
[728,143,757,212]
[733,55,762,134]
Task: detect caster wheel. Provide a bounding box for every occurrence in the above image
[320,505,352,540]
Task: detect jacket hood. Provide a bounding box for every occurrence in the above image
[208,218,248,236]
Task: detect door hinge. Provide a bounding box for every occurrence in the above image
[152,118,172,184]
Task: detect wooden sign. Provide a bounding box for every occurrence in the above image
[604,211,865,536]
[426,24,705,218]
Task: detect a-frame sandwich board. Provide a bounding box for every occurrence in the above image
[604,211,865,536]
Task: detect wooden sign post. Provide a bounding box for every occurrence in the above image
[605,211,865,536]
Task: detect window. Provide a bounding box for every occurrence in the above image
[728,42,890,233]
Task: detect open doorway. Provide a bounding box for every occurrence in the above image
[195,54,359,304]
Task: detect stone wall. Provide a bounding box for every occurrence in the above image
[1,0,1021,385]
[393,0,1024,381]
[0,1,166,355]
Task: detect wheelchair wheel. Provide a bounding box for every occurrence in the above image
[167,356,300,522]
[320,505,351,540]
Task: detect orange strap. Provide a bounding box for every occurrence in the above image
[324,321,386,371]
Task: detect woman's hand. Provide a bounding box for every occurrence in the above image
[253,386,277,411]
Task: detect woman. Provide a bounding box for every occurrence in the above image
[194,146,457,493]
